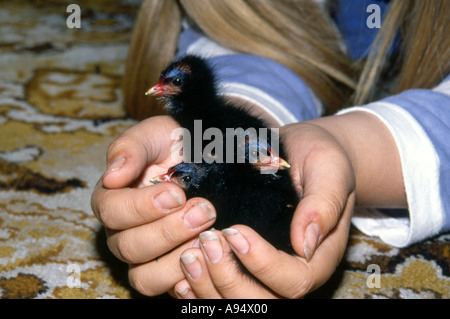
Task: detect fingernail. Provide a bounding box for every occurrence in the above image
[183,202,216,229]
[155,189,184,212]
[176,286,190,297]
[175,280,196,299]
[199,231,222,264]
[180,253,202,280]
[105,157,126,176]
[222,228,249,254]
[304,223,320,262]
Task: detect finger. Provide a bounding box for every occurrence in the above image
[173,279,197,299]
[103,116,180,189]
[290,142,355,260]
[179,248,222,299]
[91,181,186,230]
[290,190,355,261]
[222,220,351,298]
[106,199,216,263]
[198,230,278,299]
[128,239,194,297]
[222,226,311,298]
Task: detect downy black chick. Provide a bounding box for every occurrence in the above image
[146,55,270,133]
[146,55,286,164]
[146,55,300,254]
[151,141,298,253]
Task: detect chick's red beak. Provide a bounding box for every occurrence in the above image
[150,168,176,184]
[145,81,166,97]
[150,168,188,189]
[255,148,290,170]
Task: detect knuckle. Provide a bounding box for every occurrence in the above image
[126,192,147,223]
[322,193,344,223]
[128,268,156,296]
[99,190,127,229]
[214,276,243,296]
[158,221,180,248]
[246,254,314,299]
[250,259,276,280]
[107,136,129,157]
[94,191,114,227]
[309,193,343,232]
[128,265,172,297]
[116,231,137,263]
[284,277,314,299]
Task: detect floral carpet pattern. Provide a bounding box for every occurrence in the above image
[0,0,449,299]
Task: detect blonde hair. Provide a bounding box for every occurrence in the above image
[354,0,450,104]
[124,0,449,120]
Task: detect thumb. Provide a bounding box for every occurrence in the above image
[103,116,180,189]
[290,191,355,261]
[289,151,356,261]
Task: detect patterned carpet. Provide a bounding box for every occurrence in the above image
[0,0,449,299]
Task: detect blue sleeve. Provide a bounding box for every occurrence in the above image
[383,75,450,230]
[341,75,450,247]
[176,27,322,125]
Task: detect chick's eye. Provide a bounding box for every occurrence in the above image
[172,78,183,87]
[180,175,191,183]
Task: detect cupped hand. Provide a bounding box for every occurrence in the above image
[281,121,356,261]
[92,116,357,298]
[91,115,217,295]
[172,120,357,298]
[173,211,352,299]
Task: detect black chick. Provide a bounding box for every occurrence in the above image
[146,55,300,254]
[146,55,270,132]
[151,143,298,254]
[146,55,285,165]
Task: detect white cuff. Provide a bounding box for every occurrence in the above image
[338,103,444,247]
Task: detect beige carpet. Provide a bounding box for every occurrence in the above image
[0,0,449,299]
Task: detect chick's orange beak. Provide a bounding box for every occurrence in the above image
[255,148,290,170]
[145,82,165,96]
[256,157,291,170]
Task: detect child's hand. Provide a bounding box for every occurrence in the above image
[92,111,405,298]
[282,111,405,261]
[172,121,357,298]
[91,116,218,295]
[169,111,407,299]
[172,213,353,298]
[281,121,356,261]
